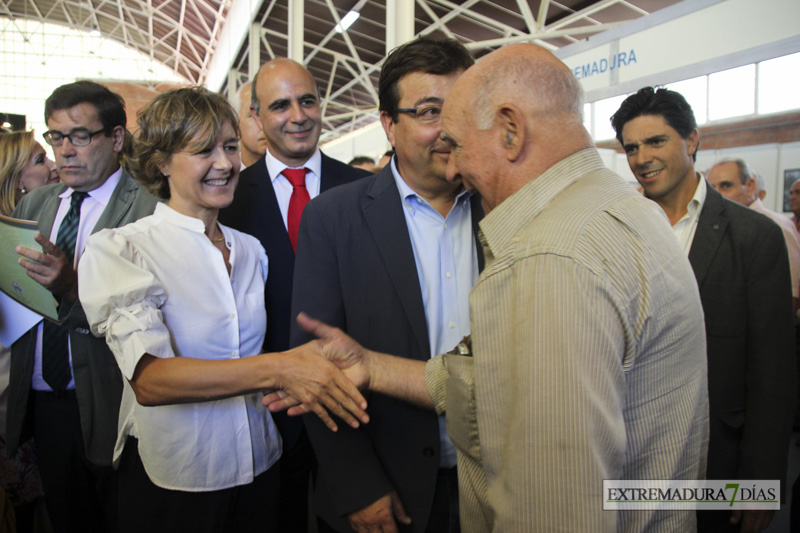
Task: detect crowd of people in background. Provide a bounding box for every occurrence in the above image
[0,35,798,533]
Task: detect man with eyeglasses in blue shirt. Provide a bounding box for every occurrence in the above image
[291,36,481,533]
[10,80,158,532]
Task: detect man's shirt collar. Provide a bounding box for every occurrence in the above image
[265,148,321,182]
[389,156,471,214]
[59,165,122,209]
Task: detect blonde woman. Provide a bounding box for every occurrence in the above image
[0,129,57,530]
[0,131,58,215]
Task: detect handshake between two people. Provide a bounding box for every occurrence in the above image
[264,313,432,430]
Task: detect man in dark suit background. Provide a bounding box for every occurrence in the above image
[291,37,480,533]
[11,81,159,532]
[218,57,369,532]
[612,87,796,533]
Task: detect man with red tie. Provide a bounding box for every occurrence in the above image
[218,57,370,532]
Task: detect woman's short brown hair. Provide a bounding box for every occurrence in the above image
[132,87,240,199]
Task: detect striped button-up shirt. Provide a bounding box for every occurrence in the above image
[426,148,709,532]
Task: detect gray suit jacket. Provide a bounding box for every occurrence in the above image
[8,169,159,466]
[291,166,484,531]
[689,184,796,492]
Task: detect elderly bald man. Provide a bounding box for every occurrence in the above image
[269,43,710,532]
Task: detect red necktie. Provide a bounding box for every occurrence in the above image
[284,167,309,253]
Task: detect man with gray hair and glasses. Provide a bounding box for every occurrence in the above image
[10,80,158,532]
[706,158,800,311]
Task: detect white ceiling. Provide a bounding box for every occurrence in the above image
[0,0,683,142]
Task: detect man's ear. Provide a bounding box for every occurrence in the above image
[250,107,265,133]
[745,177,757,199]
[380,111,396,149]
[497,104,524,162]
[111,125,125,153]
[686,128,699,158]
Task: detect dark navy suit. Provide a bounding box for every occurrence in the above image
[291,166,484,531]
[691,184,796,530]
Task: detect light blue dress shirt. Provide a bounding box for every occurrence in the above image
[390,159,478,467]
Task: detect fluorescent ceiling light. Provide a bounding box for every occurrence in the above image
[335,11,359,33]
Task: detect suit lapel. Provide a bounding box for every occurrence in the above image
[319,152,339,193]
[319,153,334,192]
[249,159,294,256]
[37,185,67,236]
[38,172,136,236]
[362,170,430,358]
[92,169,135,233]
[688,184,729,289]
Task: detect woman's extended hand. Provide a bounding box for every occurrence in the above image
[262,312,373,430]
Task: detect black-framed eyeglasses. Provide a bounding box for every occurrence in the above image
[42,127,110,147]
[396,103,442,124]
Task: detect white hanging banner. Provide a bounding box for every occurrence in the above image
[557,0,800,101]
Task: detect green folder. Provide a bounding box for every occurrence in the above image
[0,214,58,322]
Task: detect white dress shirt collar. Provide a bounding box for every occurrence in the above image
[671,173,706,255]
[58,165,122,208]
[263,149,323,230]
[390,156,472,209]
[265,148,322,183]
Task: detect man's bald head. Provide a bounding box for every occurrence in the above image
[468,44,584,130]
[250,58,322,167]
[251,58,319,114]
[440,43,592,212]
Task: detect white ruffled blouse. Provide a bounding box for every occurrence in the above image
[79,202,281,491]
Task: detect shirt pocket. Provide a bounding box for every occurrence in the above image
[445,354,481,461]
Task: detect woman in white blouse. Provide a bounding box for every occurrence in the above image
[78,87,366,533]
